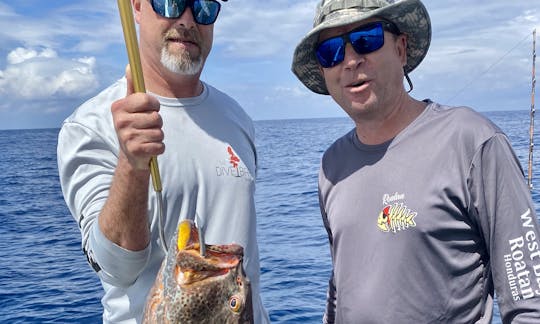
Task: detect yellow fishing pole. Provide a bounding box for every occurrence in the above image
[117,0,168,252]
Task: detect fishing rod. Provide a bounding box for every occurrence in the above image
[117,0,168,253]
[528,29,537,190]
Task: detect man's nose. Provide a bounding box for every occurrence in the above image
[174,6,196,28]
[342,42,365,69]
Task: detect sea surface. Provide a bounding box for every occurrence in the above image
[1,110,539,323]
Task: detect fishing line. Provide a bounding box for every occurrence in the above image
[117,0,168,253]
[446,33,530,104]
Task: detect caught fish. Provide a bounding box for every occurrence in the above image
[143,219,253,323]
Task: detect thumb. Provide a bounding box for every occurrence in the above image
[125,64,134,96]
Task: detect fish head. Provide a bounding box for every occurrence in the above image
[144,219,253,323]
[377,206,391,232]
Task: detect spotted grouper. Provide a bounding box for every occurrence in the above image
[143,219,253,323]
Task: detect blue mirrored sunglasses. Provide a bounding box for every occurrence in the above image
[150,0,221,25]
[315,21,400,68]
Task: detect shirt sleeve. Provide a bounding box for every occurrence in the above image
[57,121,151,288]
[322,269,337,324]
[319,185,337,324]
[469,133,540,322]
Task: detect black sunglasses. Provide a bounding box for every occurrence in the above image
[315,21,400,68]
[150,0,222,25]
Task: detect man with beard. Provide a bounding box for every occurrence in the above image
[57,1,270,323]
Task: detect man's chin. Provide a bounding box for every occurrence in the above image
[161,51,203,75]
[164,65,201,76]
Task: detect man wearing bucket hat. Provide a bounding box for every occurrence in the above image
[293,0,540,322]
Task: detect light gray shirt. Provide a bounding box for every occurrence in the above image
[319,102,540,323]
[57,78,269,323]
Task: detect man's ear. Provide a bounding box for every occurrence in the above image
[131,0,142,24]
[397,34,408,67]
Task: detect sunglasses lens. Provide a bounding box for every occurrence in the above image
[315,22,385,68]
[349,23,384,54]
[192,0,221,25]
[151,0,186,18]
[151,0,220,24]
[316,37,345,68]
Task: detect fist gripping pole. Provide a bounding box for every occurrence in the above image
[117,0,168,253]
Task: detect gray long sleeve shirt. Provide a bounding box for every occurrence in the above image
[319,102,540,323]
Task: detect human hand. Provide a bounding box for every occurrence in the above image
[111,65,165,170]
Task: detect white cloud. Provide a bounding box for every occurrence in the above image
[0,1,120,128]
[7,47,57,64]
[215,0,317,58]
[0,1,122,54]
[0,2,15,17]
[0,47,99,101]
[409,0,537,108]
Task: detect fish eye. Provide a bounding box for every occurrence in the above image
[229,296,242,313]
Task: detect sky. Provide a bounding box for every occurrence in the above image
[0,0,538,130]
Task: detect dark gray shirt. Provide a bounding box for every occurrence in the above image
[319,102,540,323]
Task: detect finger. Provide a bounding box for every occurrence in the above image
[139,129,165,149]
[118,125,164,149]
[125,64,134,97]
[127,110,163,130]
[113,92,160,116]
[124,132,165,156]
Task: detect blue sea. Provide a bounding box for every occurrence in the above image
[1,111,539,323]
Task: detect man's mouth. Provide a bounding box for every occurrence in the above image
[348,80,368,88]
[165,29,200,48]
[167,37,197,46]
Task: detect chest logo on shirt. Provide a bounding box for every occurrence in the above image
[215,145,251,179]
[377,193,417,233]
[228,146,240,168]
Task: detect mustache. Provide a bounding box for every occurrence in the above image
[164,28,201,45]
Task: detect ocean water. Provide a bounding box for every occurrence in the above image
[1,111,538,323]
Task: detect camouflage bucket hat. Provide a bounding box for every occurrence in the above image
[291,0,431,95]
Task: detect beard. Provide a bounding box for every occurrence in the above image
[160,28,206,75]
[160,47,203,75]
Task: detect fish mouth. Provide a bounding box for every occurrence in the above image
[175,245,244,285]
[177,246,243,269]
[173,219,245,285]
